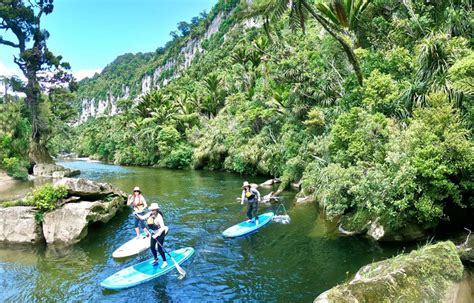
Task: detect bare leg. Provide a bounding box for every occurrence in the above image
[134,227,140,238]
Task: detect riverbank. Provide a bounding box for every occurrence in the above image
[0,170,25,201]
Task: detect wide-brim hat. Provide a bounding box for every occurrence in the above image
[242,181,250,188]
[149,203,160,210]
[133,186,141,192]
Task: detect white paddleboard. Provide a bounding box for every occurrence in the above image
[112,234,151,258]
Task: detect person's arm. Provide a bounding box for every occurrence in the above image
[255,189,261,202]
[142,195,147,208]
[241,190,245,205]
[154,214,167,237]
[127,195,133,206]
[135,212,151,220]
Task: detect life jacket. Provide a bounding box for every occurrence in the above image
[132,195,145,212]
[147,211,164,230]
[245,189,256,201]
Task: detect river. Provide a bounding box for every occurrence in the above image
[0,160,407,302]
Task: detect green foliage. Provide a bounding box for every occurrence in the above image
[25,184,68,212]
[329,107,390,165]
[2,157,28,181]
[362,70,402,115]
[0,102,30,177]
[62,0,474,233]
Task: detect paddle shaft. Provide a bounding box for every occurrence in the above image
[135,213,186,277]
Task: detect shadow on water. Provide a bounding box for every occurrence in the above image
[0,160,411,302]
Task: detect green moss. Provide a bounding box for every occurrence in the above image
[0,199,31,208]
[323,241,464,302]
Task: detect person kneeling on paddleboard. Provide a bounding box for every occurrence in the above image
[137,203,169,269]
[127,186,151,239]
[241,181,261,225]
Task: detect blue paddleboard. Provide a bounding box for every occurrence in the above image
[222,212,274,238]
[101,247,194,290]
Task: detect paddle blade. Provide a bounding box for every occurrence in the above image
[171,257,187,279]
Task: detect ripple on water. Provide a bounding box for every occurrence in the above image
[0,161,407,302]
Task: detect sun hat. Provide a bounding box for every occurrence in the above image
[133,186,141,192]
[242,181,250,188]
[149,203,160,211]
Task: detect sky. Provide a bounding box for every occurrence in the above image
[0,0,218,80]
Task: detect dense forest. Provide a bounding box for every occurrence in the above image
[1,0,473,235]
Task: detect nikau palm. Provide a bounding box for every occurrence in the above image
[249,0,370,86]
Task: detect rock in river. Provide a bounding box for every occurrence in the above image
[42,196,124,245]
[314,241,464,303]
[0,206,44,243]
[54,178,127,199]
[33,164,80,178]
[0,178,127,245]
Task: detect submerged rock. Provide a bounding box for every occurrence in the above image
[259,178,281,187]
[0,206,43,243]
[33,164,80,178]
[295,195,315,205]
[338,212,427,242]
[42,196,124,245]
[314,241,464,303]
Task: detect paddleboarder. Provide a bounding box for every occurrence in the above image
[241,181,261,225]
[137,203,169,268]
[127,186,151,239]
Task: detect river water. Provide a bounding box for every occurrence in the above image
[0,160,406,302]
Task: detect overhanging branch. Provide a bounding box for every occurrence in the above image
[0,37,20,48]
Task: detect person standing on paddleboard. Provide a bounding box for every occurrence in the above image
[241,181,261,225]
[137,203,169,268]
[127,186,151,239]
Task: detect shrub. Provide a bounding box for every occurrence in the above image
[2,157,28,181]
[26,184,68,212]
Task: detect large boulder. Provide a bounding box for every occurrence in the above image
[33,164,80,178]
[314,241,464,303]
[42,196,124,244]
[0,206,43,243]
[54,178,127,199]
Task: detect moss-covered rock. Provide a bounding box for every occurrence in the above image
[315,241,464,302]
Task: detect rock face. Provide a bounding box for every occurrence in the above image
[42,196,124,244]
[314,241,464,303]
[0,206,43,243]
[33,164,80,178]
[54,178,126,199]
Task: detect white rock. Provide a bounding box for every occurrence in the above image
[33,164,80,178]
[0,206,43,243]
[367,219,385,241]
[42,197,123,244]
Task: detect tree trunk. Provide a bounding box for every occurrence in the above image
[24,66,54,165]
[303,1,364,86]
[29,140,54,164]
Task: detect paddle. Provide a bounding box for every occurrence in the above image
[135,214,187,279]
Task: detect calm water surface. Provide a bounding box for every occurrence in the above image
[0,160,407,302]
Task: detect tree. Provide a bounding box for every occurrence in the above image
[169,30,179,40]
[0,0,73,164]
[177,21,191,36]
[249,0,370,86]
